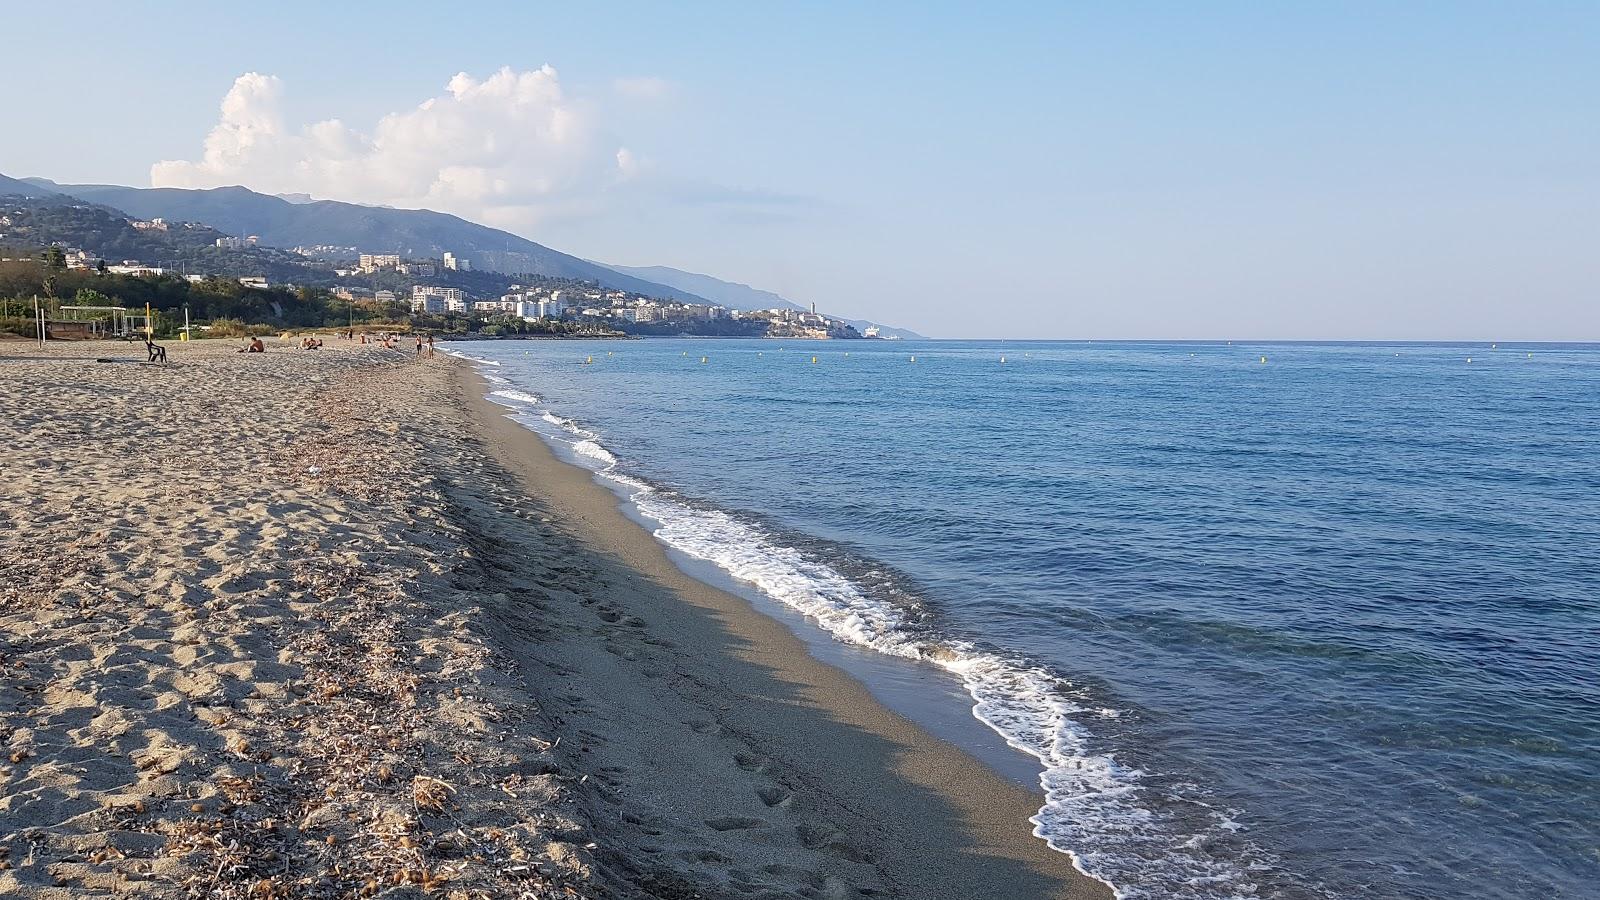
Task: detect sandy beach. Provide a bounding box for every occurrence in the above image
[0,337,1109,900]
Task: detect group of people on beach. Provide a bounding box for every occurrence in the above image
[231,330,435,355]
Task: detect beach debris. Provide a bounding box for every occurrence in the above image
[413,775,456,812]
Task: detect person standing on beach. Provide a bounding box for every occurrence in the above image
[415,335,424,357]
[426,334,435,358]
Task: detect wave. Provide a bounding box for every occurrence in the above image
[541,412,594,438]
[489,388,542,406]
[442,348,502,366]
[571,439,617,467]
[468,360,1275,899]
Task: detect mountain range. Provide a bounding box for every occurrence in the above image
[7,175,919,336]
[0,173,59,199]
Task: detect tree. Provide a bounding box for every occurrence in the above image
[42,246,66,270]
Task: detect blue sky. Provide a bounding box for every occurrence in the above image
[3,1,1596,339]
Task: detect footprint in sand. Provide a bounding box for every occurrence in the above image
[755,785,792,808]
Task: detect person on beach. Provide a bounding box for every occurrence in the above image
[415,335,424,357]
[426,334,435,358]
[239,337,264,353]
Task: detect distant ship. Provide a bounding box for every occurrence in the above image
[864,325,881,338]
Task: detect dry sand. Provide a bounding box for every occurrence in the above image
[0,336,1110,899]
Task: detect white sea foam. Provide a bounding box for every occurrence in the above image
[489,389,542,406]
[469,359,1266,899]
[541,412,594,438]
[571,439,617,467]
[442,348,501,366]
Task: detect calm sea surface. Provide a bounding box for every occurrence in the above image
[454,338,1599,899]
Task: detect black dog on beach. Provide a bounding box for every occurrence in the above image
[145,340,167,363]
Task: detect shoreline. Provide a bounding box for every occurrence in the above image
[456,363,1113,899]
[0,338,1108,898]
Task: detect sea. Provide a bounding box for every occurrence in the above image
[450,338,1599,900]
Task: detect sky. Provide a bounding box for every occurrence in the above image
[2,1,1596,339]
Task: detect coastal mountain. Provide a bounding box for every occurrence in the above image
[0,173,59,198]
[0,193,321,283]
[5,173,919,334]
[15,177,709,303]
[601,263,925,339]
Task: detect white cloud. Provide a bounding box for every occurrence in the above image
[615,147,652,180]
[612,76,673,100]
[152,66,634,227]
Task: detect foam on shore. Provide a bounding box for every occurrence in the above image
[488,388,542,406]
[442,348,502,366]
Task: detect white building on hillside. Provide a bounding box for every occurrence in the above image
[359,253,402,273]
[411,285,465,313]
[106,263,165,276]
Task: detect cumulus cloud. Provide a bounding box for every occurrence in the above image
[152,66,635,227]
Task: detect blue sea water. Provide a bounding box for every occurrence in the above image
[454,338,1600,899]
